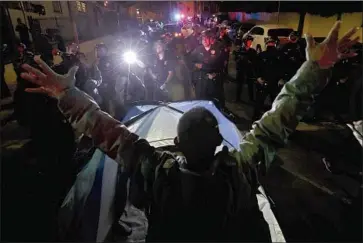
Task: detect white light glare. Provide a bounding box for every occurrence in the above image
[175,13,181,20]
[123,51,137,64]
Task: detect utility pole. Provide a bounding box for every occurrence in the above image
[67,1,79,44]
[19,1,29,27]
[276,1,281,25]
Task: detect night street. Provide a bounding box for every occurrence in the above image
[1,1,362,242]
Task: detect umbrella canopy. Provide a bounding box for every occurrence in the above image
[59,101,285,242]
[122,100,244,151]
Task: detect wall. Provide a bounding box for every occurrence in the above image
[8,1,71,40]
[4,34,115,86]
[303,13,338,37]
[340,12,362,40]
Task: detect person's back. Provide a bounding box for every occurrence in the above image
[140,149,270,242]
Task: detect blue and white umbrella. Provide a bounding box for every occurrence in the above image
[59,101,285,242]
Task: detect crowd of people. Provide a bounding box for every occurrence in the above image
[2,18,362,241]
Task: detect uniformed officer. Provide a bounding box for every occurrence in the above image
[217,24,232,75]
[52,44,102,104]
[94,43,118,114]
[181,23,199,99]
[1,44,11,99]
[279,31,304,81]
[144,40,175,101]
[253,37,285,120]
[190,29,225,108]
[181,23,199,56]
[234,35,258,102]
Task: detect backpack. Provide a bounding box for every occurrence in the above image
[146,147,271,242]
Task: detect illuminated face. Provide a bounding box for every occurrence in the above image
[181,28,188,37]
[202,36,212,48]
[155,44,164,54]
[246,40,252,49]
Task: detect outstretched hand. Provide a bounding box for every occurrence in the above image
[305,21,360,69]
[20,56,78,98]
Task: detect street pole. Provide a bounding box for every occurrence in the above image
[67,1,79,44]
[277,1,281,25]
[19,1,29,27]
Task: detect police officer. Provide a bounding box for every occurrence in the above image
[52,44,102,104]
[1,44,11,99]
[33,29,54,66]
[217,24,232,75]
[144,40,175,101]
[253,37,285,120]
[181,23,199,55]
[279,31,304,81]
[190,29,225,108]
[234,35,257,102]
[180,23,199,99]
[95,43,118,114]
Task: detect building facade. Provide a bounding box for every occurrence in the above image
[4,1,122,43]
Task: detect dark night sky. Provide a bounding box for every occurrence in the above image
[218,1,363,16]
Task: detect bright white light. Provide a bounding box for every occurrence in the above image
[175,13,181,20]
[181,14,185,18]
[123,51,137,64]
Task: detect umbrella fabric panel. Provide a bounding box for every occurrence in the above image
[121,105,158,123]
[127,107,182,143]
[168,100,243,150]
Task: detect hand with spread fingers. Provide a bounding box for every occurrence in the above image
[20,56,79,98]
[305,21,360,69]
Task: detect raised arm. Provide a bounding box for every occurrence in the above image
[20,57,154,170]
[231,22,360,170]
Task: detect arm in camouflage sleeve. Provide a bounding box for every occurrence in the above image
[231,61,331,170]
[57,88,154,169]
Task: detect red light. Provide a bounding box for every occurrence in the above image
[181,14,185,18]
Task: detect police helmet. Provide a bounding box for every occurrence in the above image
[289,31,299,41]
[95,43,108,51]
[67,42,80,54]
[182,22,194,30]
[265,36,278,47]
[201,29,216,39]
[244,35,254,42]
[18,43,27,51]
[220,20,229,28]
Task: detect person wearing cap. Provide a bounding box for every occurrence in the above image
[181,23,199,55]
[94,43,118,115]
[216,24,232,76]
[19,22,359,242]
[253,36,286,120]
[53,43,103,105]
[234,35,258,102]
[279,31,304,81]
[1,45,11,99]
[181,23,199,99]
[144,40,176,101]
[189,29,225,107]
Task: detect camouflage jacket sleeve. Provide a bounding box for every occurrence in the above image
[231,61,332,170]
[57,89,155,171]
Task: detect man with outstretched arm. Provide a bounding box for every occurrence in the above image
[20,22,359,242]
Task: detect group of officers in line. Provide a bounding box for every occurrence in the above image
[8,21,360,179]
